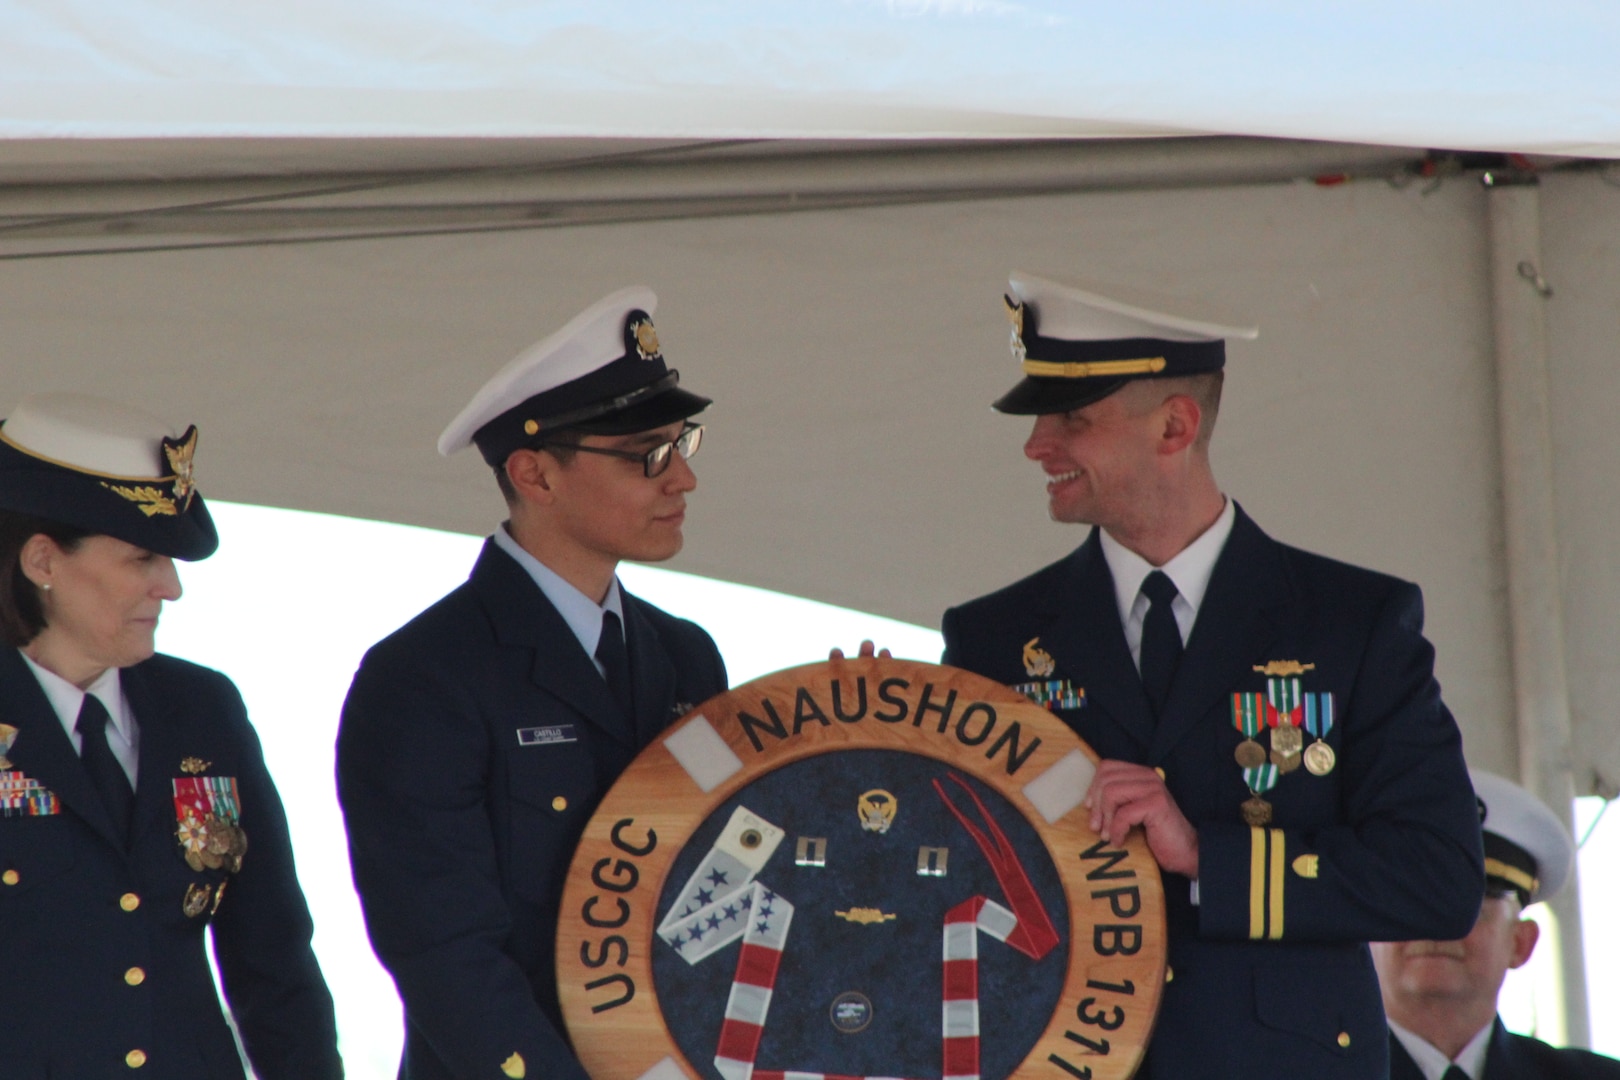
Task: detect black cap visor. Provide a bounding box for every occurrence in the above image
[992,374,1132,416]
[0,441,218,561]
[1483,831,1540,906]
[568,384,711,436]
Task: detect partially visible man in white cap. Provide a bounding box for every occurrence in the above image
[1376,769,1620,1080]
[336,287,727,1080]
[942,272,1485,1079]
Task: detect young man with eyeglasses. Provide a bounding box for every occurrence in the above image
[337,287,727,1080]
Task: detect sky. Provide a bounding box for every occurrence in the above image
[152,501,1619,1076]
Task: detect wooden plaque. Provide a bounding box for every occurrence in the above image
[558,658,1165,1080]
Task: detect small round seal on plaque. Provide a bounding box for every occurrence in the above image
[830,991,873,1034]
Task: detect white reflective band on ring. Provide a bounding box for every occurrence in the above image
[663,714,744,793]
[635,1058,688,1080]
[1021,748,1095,824]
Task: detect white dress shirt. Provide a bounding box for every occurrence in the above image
[1388,1016,1493,1080]
[1098,496,1236,670]
[493,524,626,679]
[20,651,139,788]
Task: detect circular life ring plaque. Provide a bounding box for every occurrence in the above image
[559,658,1166,1080]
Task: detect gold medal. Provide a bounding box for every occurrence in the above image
[184,848,205,873]
[229,827,248,858]
[1303,740,1337,776]
[1234,739,1267,769]
[206,821,233,856]
[183,882,212,917]
[1270,723,1303,756]
[1241,795,1273,826]
[1273,750,1302,774]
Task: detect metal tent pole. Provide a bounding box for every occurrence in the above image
[1484,176,1589,1047]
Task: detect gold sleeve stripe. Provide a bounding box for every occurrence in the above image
[1021,357,1168,379]
[1268,828,1286,940]
[1484,857,1538,897]
[1249,826,1267,939]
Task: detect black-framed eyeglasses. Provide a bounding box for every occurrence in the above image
[543,422,703,478]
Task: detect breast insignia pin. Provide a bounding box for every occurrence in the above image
[834,907,897,925]
[183,882,212,918]
[0,723,17,769]
[1022,637,1055,678]
[179,757,211,775]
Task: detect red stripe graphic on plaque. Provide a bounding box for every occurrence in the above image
[714,884,794,1080]
[934,774,1057,960]
[941,895,1018,1080]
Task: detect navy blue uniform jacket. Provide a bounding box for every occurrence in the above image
[942,507,1484,1080]
[337,539,727,1080]
[1391,1021,1620,1080]
[0,649,341,1079]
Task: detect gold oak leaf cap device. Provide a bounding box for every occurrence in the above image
[0,392,217,561]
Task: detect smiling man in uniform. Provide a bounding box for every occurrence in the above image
[942,272,1485,1079]
[337,287,728,1080]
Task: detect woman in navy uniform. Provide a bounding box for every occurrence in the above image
[337,287,727,1080]
[942,273,1485,1079]
[0,393,341,1078]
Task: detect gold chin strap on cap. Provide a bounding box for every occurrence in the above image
[1021,357,1168,379]
[1484,857,1538,899]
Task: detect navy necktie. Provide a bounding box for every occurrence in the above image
[596,610,634,721]
[1441,1067,1470,1080]
[76,693,134,845]
[1139,570,1184,719]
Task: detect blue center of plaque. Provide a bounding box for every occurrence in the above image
[651,750,1070,1080]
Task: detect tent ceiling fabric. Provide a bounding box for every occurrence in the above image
[3,2,1619,156]
[0,137,1435,257]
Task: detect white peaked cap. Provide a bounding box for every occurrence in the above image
[1008,271,1259,343]
[3,392,177,477]
[1471,768,1576,904]
[438,286,659,457]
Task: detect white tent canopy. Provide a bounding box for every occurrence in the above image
[3,1,1620,155]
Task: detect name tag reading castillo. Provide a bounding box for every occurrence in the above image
[558,658,1166,1080]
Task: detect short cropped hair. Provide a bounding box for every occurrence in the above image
[493,429,585,505]
[0,511,91,646]
[1125,371,1224,450]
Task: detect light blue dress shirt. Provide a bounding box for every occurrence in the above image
[492,524,625,680]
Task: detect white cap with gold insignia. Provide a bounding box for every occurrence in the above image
[438,286,710,466]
